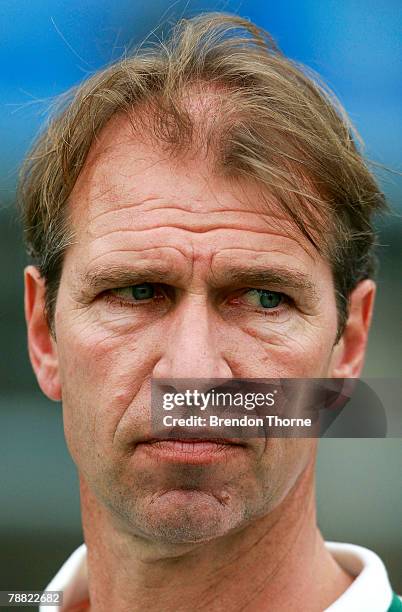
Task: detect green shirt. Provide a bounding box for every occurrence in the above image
[389,593,402,612]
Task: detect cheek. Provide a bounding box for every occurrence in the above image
[233,320,336,378]
[55,307,163,466]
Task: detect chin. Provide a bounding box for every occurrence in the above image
[133,488,245,544]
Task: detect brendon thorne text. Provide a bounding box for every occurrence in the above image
[162,415,312,428]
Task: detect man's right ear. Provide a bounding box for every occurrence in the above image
[24,266,61,401]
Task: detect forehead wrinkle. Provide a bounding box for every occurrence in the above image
[85,244,191,269]
[210,248,312,274]
[211,241,316,263]
[89,227,301,245]
[87,196,169,224]
[86,205,294,238]
[75,169,293,227]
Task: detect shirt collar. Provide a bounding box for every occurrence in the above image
[324,541,393,611]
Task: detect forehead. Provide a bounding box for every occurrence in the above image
[71,114,259,209]
[68,112,318,265]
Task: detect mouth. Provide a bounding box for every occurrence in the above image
[135,436,247,464]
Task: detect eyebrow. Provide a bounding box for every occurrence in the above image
[74,263,175,299]
[210,265,318,300]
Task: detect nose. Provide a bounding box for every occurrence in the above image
[152,295,233,382]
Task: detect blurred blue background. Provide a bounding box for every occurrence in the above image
[1,0,401,594]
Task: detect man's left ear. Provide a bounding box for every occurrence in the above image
[24,266,62,401]
[330,279,376,378]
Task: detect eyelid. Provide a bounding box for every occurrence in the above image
[223,290,290,323]
[230,287,289,301]
[106,282,170,303]
[112,282,159,294]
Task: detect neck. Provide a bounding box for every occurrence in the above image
[80,461,352,612]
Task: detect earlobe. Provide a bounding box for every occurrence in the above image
[330,279,376,378]
[24,266,61,401]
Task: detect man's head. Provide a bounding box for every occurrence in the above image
[21,13,385,545]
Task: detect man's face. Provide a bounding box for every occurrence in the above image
[32,114,347,543]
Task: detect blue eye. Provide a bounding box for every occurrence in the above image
[112,283,156,301]
[244,289,283,309]
[259,290,282,308]
[129,283,155,300]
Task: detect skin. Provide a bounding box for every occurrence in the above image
[25,112,376,611]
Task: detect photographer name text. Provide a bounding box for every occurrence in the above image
[162,415,312,428]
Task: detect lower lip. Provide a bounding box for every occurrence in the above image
[135,440,245,464]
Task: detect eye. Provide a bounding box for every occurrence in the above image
[243,289,283,309]
[111,283,158,302]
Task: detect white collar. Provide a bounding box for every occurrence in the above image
[41,541,394,612]
[324,541,393,611]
